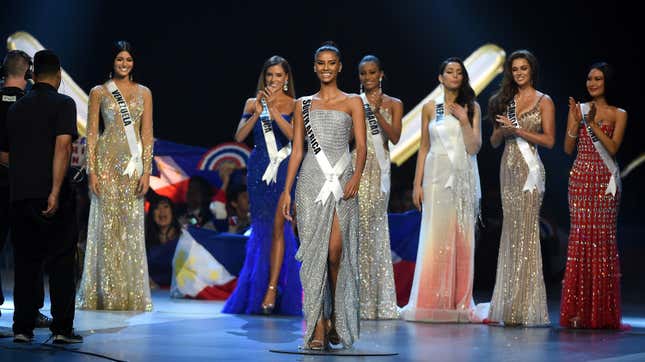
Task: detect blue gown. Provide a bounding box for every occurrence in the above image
[222,113,302,315]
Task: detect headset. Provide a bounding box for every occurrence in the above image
[0,50,33,81]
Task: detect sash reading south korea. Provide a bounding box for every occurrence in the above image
[580,103,620,196]
[259,99,291,185]
[106,80,143,177]
[302,97,351,205]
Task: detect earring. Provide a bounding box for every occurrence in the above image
[379,78,383,91]
[360,83,364,94]
[283,81,288,92]
[108,72,113,79]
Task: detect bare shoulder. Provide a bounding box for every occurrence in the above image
[90,84,105,96]
[537,91,554,106]
[346,93,363,107]
[614,106,627,119]
[423,99,436,112]
[383,94,403,107]
[137,84,152,95]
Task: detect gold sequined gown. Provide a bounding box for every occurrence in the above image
[352,107,399,320]
[77,84,154,311]
[488,101,550,326]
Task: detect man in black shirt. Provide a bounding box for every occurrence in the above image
[4,50,81,344]
[0,50,53,335]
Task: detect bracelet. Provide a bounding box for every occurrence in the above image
[567,130,578,139]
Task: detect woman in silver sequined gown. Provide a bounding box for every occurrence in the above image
[77,42,154,311]
[353,55,402,320]
[487,50,555,326]
[281,43,366,350]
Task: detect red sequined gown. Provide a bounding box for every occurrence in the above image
[560,122,621,329]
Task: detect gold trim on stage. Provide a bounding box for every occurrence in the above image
[7,31,89,136]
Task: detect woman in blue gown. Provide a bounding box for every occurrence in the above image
[222,56,302,315]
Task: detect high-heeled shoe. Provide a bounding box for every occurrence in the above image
[327,319,340,345]
[261,285,277,315]
[306,339,328,351]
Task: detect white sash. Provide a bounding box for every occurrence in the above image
[580,103,621,196]
[360,93,390,194]
[302,97,351,205]
[433,103,460,189]
[508,99,543,193]
[106,80,143,177]
[259,99,292,185]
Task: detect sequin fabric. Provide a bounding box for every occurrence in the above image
[222,113,302,316]
[77,84,153,311]
[295,109,359,349]
[488,104,550,326]
[352,107,399,320]
[401,109,481,322]
[560,122,621,329]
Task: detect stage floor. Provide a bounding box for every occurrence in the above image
[1,289,645,361]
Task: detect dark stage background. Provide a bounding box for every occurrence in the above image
[2,0,643,298]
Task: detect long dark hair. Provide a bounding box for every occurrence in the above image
[440,57,476,125]
[587,62,615,105]
[145,197,181,249]
[488,49,539,124]
[110,40,135,80]
[256,55,296,98]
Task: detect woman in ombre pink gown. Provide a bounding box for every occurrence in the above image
[401,58,482,322]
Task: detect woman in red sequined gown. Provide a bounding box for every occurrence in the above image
[561,62,628,329]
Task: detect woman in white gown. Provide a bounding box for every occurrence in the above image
[402,58,481,322]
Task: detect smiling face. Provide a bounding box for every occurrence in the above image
[264,64,288,92]
[113,50,133,79]
[439,61,464,91]
[153,200,173,228]
[314,50,342,84]
[359,61,383,92]
[511,57,532,87]
[586,68,605,98]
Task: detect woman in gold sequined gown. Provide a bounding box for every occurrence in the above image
[353,55,402,320]
[487,50,555,326]
[77,41,154,311]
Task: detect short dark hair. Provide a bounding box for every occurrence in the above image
[1,50,31,79]
[33,50,61,77]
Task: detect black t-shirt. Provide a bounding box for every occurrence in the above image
[4,83,78,202]
[0,86,26,187]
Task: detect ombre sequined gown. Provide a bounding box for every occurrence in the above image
[560,119,621,329]
[352,107,399,320]
[222,112,302,316]
[77,84,153,311]
[401,105,480,322]
[295,108,359,348]
[488,100,550,326]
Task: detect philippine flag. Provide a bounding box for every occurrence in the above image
[170,227,247,300]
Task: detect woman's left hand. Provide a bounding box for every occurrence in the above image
[495,115,518,134]
[137,173,150,197]
[343,175,360,200]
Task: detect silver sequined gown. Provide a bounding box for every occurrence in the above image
[352,107,399,320]
[77,84,153,311]
[488,101,550,326]
[295,109,359,348]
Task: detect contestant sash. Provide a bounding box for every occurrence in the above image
[106,80,143,177]
[360,93,390,194]
[259,99,291,185]
[580,103,620,196]
[433,103,461,189]
[302,97,351,205]
[508,99,543,192]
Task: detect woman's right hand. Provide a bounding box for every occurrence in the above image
[89,173,100,196]
[412,184,423,211]
[568,97,582,124]
[281,192,293,222]
[254,91,268,115]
